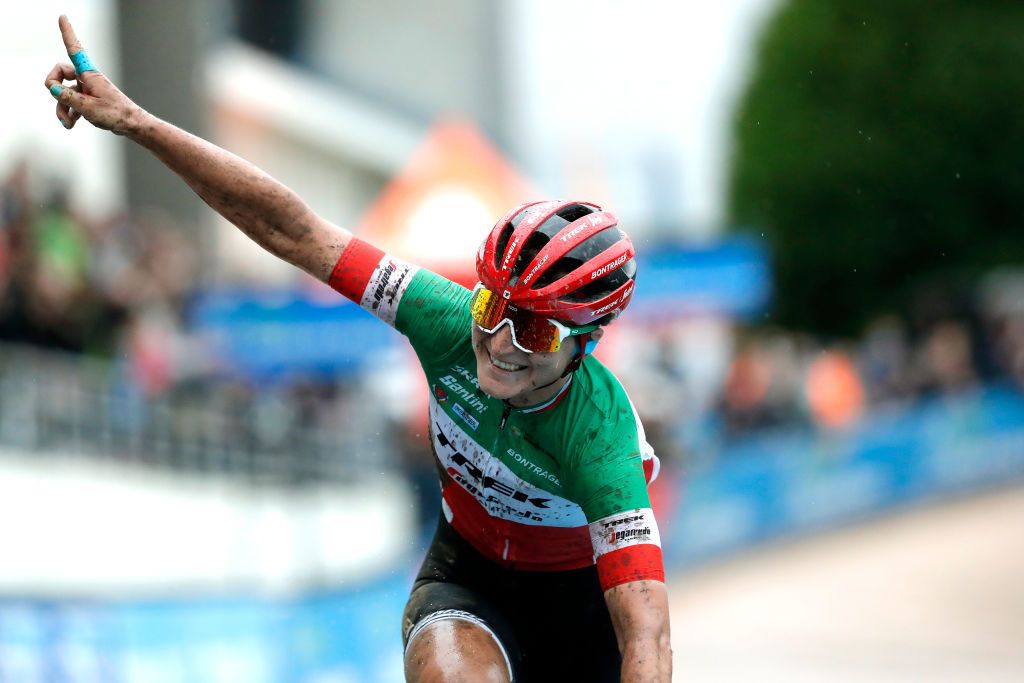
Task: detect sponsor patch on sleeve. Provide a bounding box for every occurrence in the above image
[589,507,661,557]
[358,255,420,327]
[590,508,664,589]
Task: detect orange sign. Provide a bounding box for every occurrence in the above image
[356,120,534,286]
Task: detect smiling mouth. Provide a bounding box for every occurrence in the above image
[489,351,527,373]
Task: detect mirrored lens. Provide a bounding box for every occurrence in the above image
[469,285,561,353]
[470,286,503,328]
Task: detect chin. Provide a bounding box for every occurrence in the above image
[475,359,527,400]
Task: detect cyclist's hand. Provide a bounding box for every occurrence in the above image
[44,15,143,134]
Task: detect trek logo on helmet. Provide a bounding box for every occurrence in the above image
[502,236,519,270]
[593,282,635,316]
[559,223,588,243]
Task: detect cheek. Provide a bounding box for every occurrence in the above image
[531,347,574,376]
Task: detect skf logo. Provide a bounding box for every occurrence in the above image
[432,385,448,403]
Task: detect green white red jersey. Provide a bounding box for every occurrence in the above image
[330,239,664,590]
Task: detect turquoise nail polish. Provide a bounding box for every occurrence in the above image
[50,84,63,98]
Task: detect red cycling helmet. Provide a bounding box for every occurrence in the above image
[475,200,637,327]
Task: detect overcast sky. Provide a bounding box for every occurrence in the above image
[506,0,780,237]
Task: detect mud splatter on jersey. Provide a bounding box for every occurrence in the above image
[330,239,663,588]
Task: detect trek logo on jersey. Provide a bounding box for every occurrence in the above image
[432,385,448,403]
[438,432,553,521]
[446,467,545,523]
[589,508,661,557]
[442,441,550,509]
[451,403,479,430]
[429,404,588,527]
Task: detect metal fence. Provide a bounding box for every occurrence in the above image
[0,343,393,485]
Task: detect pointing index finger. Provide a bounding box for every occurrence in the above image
[58,15,85,57]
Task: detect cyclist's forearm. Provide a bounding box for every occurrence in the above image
[621,637,672,683]
[607,580,673,682]
[126,111,350,274]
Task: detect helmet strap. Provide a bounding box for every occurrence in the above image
[561,332,597,378]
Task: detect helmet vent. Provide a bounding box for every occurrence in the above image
[512,232,551,280]
[556,204,594,223]
[563,259,635,302]
[494,221,516,270]
[532,257,582,289]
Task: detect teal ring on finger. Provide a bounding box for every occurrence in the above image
[71,50,97,74]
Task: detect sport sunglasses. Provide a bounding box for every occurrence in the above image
[469,283,599,354]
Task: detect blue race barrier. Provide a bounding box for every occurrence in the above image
[3,386,1021,681]
[661,385,1024,565]
[0,572,411,683]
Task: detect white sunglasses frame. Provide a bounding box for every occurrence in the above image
[474,317,581,355]
[471,283,593,354]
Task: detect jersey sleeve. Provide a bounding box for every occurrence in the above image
[328,238,472,361]
[567,403,664,591]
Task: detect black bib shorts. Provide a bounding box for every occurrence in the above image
[402,514,622,682]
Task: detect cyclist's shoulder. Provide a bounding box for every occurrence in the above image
[404,268,472,307]
[553,360,650,487]
[549,359,643,461]
[569,356,635,423]
[394,269,473,361]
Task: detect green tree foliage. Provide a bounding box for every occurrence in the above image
[729,1,1024,335]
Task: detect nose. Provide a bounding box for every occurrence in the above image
[488,323,518,356]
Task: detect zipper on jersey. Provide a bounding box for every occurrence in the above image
[498,401,512,430]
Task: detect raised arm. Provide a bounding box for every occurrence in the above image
[44,15,351,282]
[606,579,673,682]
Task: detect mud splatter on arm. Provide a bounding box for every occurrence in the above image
[605,579,672,682]
[136,116,351,280]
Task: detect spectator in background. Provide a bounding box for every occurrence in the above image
[917,320,979,396]
[805,347,864,431]
[859,315,916,406]
[718,339,773,437]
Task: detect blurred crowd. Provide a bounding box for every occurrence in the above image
[0,159,196,383]
[3,159,1024,489]
[709,283,1024,439]
[0,159,387,484]
[623,274,1024,473]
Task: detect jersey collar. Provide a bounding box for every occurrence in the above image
[511,374,574,416]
